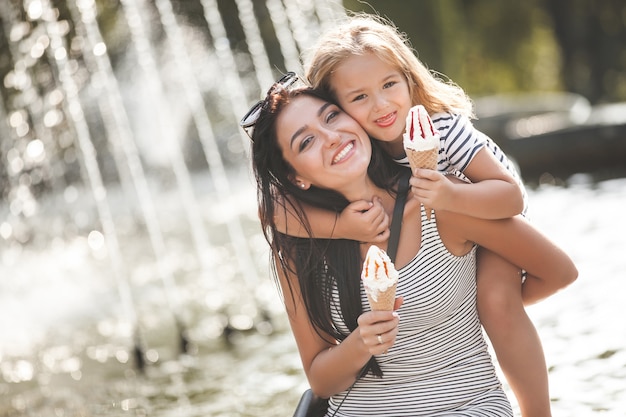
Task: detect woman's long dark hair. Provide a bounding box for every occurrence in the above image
[251,86,406,377]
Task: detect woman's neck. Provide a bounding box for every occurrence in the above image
[341,176,372,201]
[343,178,395,215]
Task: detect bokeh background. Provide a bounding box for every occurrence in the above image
[0,0,625,416]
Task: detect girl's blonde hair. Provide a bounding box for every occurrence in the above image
[304,13,474,118]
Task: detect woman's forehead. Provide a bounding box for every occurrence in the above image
[279,95,327,123]
[275,96,319,144]
[291,94,326,109]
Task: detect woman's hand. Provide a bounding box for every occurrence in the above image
[336,197,390,242]
[357,297,403,355]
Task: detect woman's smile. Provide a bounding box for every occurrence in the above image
[332,141,355,164]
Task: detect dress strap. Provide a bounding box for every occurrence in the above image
[387,169,411,264]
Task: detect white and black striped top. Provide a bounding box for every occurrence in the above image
[327,205,513,416]
[396,112,528,216]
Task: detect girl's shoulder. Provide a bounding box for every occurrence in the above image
[431,112,477,145]
[430,112,469,133]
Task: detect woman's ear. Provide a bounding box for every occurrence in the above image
[289,174,309,190]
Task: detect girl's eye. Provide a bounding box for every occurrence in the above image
[351,94,366,103]
[383,81,396,89]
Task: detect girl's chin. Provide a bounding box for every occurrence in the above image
[374,129,402,143]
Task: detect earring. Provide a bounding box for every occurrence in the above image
[300,183,306,189]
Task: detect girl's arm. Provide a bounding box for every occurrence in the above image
[276,255,399,398]
[274,195,390,242]
[410,148,524,219]
[440,212,577,303]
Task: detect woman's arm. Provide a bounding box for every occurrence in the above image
[275,255,399,398]
[440,213,578,303]
[410,148,524,219]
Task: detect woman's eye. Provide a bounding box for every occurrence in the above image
[298,136,313,151]
[383,81,396,89]
[326,110,339,123]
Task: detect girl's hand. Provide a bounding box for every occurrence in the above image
[336,197,390,242]
[409,168,456,212]
[357,297,403,355]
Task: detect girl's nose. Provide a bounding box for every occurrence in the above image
[373,92,388,112]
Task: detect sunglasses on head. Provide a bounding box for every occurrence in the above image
[240,72,299,140]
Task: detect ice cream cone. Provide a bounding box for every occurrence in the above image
[362,245,399,312]
[366,282,397,311]
[403,105,440,220]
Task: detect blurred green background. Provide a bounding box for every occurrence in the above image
[3,0,625,105]
[343,0,626,104]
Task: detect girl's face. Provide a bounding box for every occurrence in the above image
[276,94,372,197]
[330,52,412,147]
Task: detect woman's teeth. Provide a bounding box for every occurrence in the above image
[333,142,354,163]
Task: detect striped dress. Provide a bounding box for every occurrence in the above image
[395,112,528,216]
[326,205,513,416]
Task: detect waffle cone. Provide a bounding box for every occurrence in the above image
[366,283,397,311]
[406,148,437,219]
[406,147,437,171]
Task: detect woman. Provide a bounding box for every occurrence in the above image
[246,82,577,416]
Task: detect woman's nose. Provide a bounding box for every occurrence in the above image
[322,129,341,148]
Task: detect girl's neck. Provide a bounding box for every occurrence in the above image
[379,139,406,159]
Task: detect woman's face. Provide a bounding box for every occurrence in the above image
[276,94,372,194]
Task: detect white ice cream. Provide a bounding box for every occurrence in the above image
[403,105,440,151]
[361,245,399,302]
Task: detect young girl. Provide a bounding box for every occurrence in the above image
[274,14,559,417]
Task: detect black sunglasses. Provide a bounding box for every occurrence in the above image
[240,72,299,139]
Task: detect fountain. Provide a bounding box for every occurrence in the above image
[0,0,345,414]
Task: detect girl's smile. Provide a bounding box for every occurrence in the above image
[375,111,398,128]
